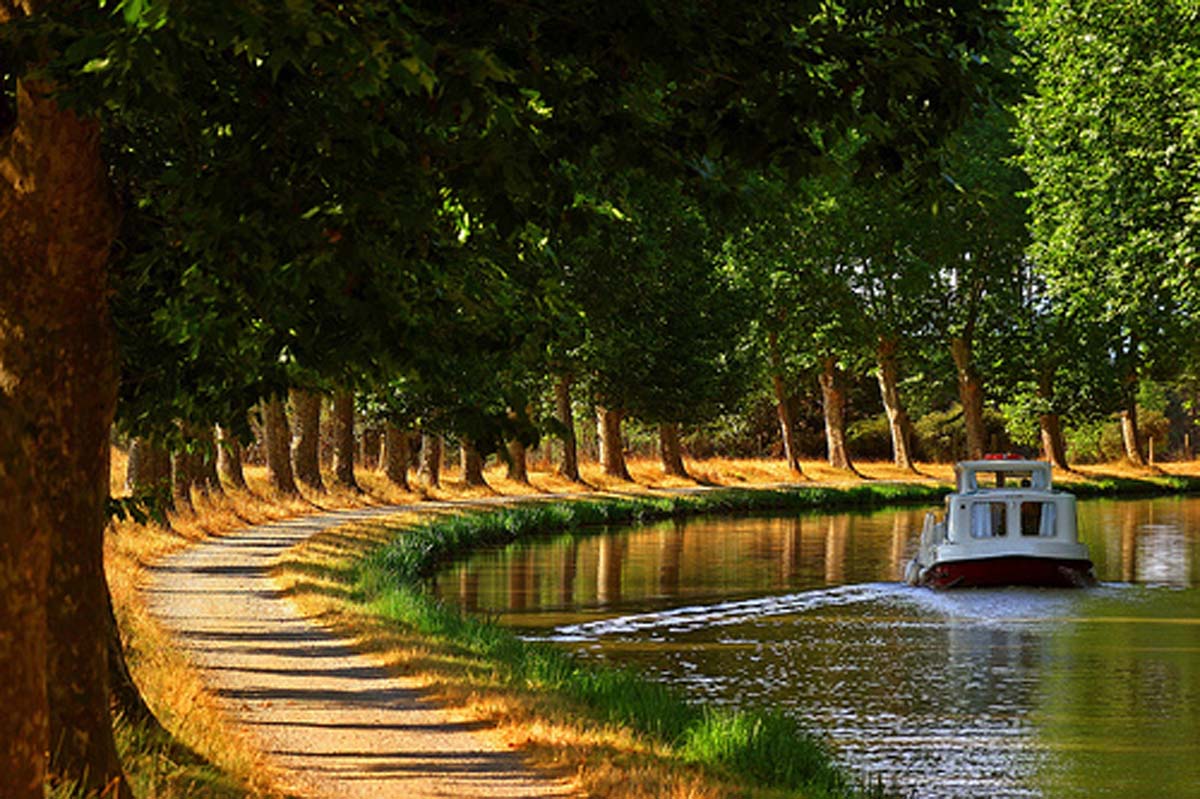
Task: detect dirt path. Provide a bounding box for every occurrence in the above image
[145,504,576,799]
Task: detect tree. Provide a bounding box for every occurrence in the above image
[1017,0,1200,465]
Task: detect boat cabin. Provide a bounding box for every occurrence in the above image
[942,459,1076,544]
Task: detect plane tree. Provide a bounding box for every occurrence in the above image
[1016,0,1200,465]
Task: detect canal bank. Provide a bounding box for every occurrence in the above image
[280,471,1200,799]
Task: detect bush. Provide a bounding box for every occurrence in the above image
[847,414,894,461]
[911,404,1012,462]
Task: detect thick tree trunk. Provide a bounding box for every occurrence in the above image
[216,425,247,490]
[0,73,129,796]
[553,374,581,482]
[767,332,803,476]
[418,432,442,488]
[289,389,324,491]
[818,356,854,471]
[876,336,915,471]
[331,390,360,491]
[383,425,411,489]
[1036,368,1070,470]
[597,406,632,480]
[950,336,987,460]
[361,428,381,470]
[507,438,530,483]
[461,439,488,487]
[659,422,689,478]
[263,395,299,496]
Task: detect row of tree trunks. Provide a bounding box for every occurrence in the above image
[818,356,854,471]
[876,336,916,472]
[216,425,248,489]
[0,52,130,796]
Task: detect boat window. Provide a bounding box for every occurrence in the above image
[1020,501,1056,537]
[970,502,1007,538]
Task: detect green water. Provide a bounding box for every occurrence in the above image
[431,496,1200,799]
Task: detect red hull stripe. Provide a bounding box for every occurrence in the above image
[922,556,1095,589]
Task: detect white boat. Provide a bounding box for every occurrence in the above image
[904,457,1095,588]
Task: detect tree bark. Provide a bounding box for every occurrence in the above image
[1121,405,1146,466]
[507,438,530,483]
[170,448,197,514]
[553,374,581,482]
[460,438,488,487]
[1035,368,1070,470]
[382,424,411,490]
[126,437,173,512]
[950,335,986,460]
[597,406,632,480]
[289,388,324,491]
[418,432,442,488]
[818,356,854,471]
[0,63,130,796]
[876,336,916,471]
[216,425,248,490]
[767,331,803,476]
[331,390,359,491]
[192,425,224,497]
[361,427,381,470]
[659,422,689,478]
[263,395,299,496]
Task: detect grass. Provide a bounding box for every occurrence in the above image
[108,451,1200,798]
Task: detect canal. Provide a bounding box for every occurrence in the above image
[431,495,1200,799]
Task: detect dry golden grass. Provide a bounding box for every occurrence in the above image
[109,448,1200,797]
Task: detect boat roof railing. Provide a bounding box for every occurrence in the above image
[954,458,1053,493]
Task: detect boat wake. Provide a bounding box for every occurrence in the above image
[541,583,901,641]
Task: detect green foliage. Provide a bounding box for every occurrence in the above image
[911,405,1012,461]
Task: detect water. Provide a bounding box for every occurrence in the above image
[430,496,1200,799]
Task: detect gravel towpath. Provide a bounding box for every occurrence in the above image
[145,505,576,799]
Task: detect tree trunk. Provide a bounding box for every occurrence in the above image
[263,395,299,496]
[1121,405,1146,466]
[507,438,530,483]
[461,439,488,487]
[597,406,632,480]
[876,336,916,471]
[382,425,411,490]
[361,428,381,470]
[950,336,986,460]
[126,437,172,512]
[192,425,224,497]
[0,76,129,797]
[170,448,196,514]
[767,332,803,476]
[331,390,359,491]
[818,356,854,471]
[289,388,324,491]
[554,374,581,482]
[1036,368,1070,470]
[659,422,689,478]
[216,425,247,490]
[418,432,442,488]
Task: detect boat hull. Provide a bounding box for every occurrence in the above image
[914,555,1095,589]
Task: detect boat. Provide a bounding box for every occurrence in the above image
[904,456,1095,588]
